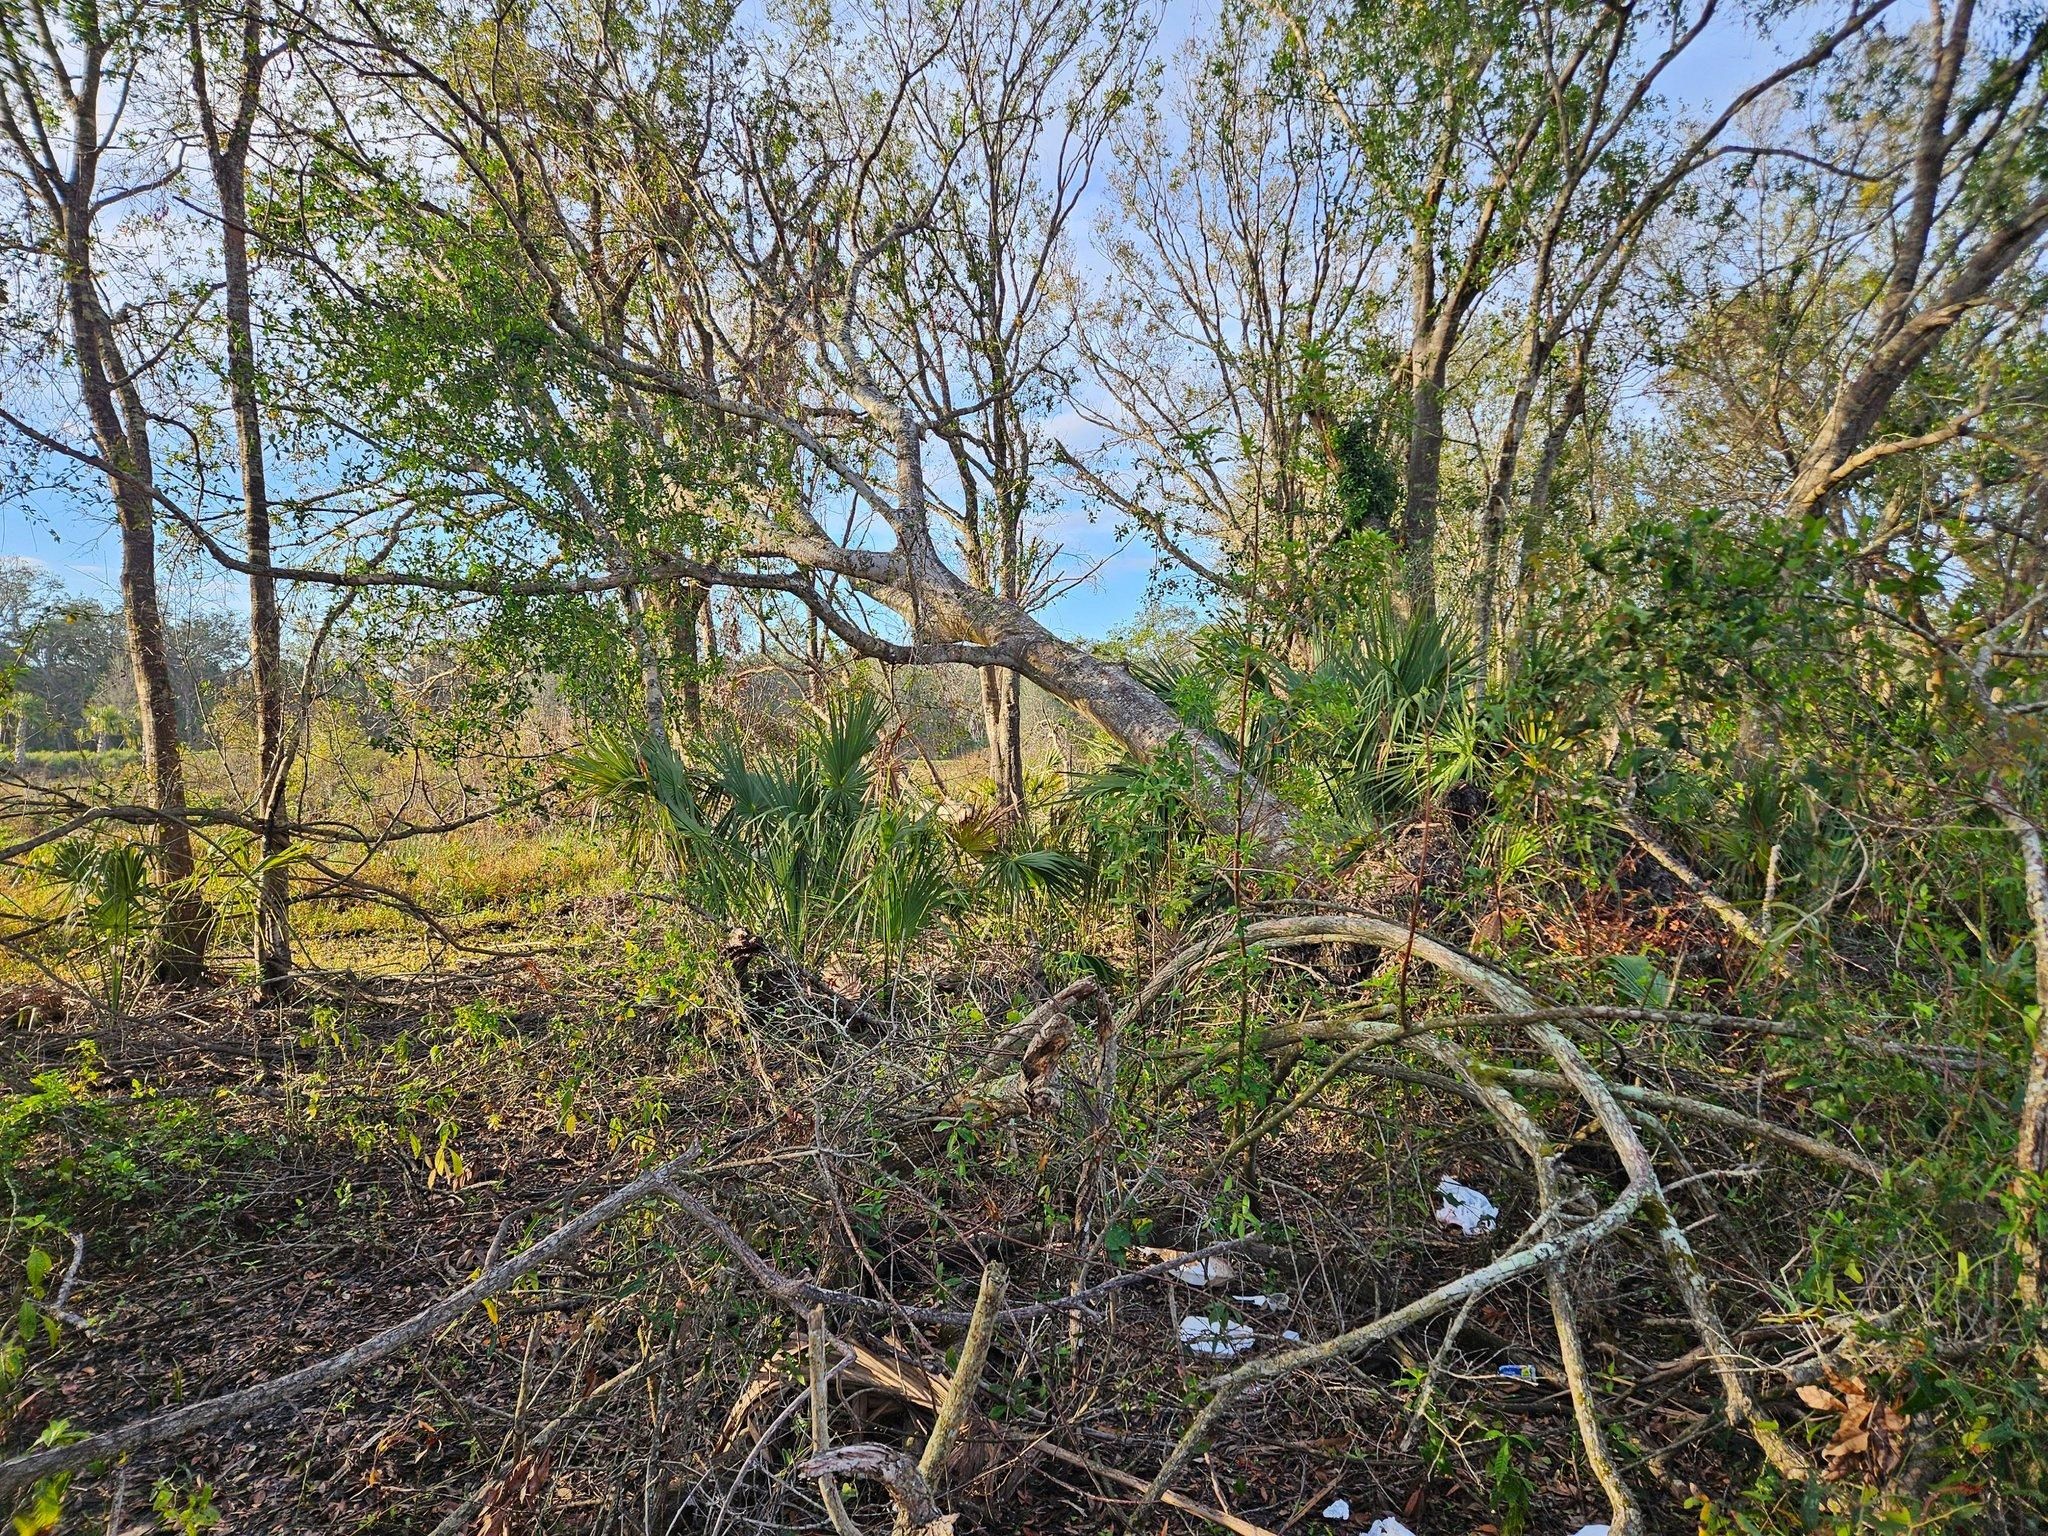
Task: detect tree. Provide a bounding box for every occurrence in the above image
[22,600,124,749]
[877,0,1145,819]
[268,0,1296,845]
[1076,3,1396,647]
[0,0,210,976]
[0,557,60,756]
[186,0,293,997]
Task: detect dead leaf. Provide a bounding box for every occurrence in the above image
[1801,1374,1911,1485]
[476,1450,552,1536]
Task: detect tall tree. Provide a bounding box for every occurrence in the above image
[0,0,210,978]
[187,0,292,998]
[885,0,1144,819]
[1077,4,1394,646]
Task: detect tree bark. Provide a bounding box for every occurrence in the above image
[675,582,704,729]
[806,527,1299,858]
[194,1,290,999]
[979,664,1024,823]
[60,106,207,980]
[1474,345,1543,686]
[1401,346,1447,618]
[624,584,667,739]
[1988,790,2048,1344]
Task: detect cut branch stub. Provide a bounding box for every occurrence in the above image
[802,1444,957,1536]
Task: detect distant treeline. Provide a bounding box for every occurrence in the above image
[0,560,246,756]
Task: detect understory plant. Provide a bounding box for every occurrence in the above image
[572,693,1084,972]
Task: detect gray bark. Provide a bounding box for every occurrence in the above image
[191,0,290,998]
[54,71,207,979]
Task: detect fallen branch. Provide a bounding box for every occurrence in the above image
[1139,1145,1654,1504]
[0,1158,1245,1499]
[948,978,1100,1110]
[1129,910,1832,1509]
[1482,1066,1883,1179]
[916,1262,1007,1483]
[656,1179,1249,1327]
[1609,811,1780,960]
[0,1147,703,1500]
[1422,1035,1642,1534]
[809,1308,861,1536]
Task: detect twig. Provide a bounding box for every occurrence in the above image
[1197,1040,1377,1178]
[1033,1442,1282,1536]
[0,1157,1243,1499]
[425,1349,674,1536]
[43,1232,91,1334]
[657,1180,1248,1327]
[1608,811,1781,963]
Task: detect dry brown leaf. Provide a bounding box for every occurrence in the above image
[475,1450,552,1536]
[1804,1374,1911,1484]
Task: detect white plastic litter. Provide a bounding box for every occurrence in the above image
[1321,1499,1351,1521]
[1364,1519,1416,1536]
[1281,1329,1303,1341]
[1434,1175,1499,1235]
[1233,1292,1289,1310]
[1136,1246,1240,1288]
[1177,1314,1256,1358]
[1568,1527,1611,1536]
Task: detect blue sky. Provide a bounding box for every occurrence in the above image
[0,0,1804,645]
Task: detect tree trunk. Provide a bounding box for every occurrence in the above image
[675,582,704,729]
[1989,791,2048,1349]
[1511,374,1586,652]
[979,664,1024,823]
[12,706,27,767]
[211,113,293,1002]
[699,586,721,669]
[1474,335,1549,688]
[622,584,667,740]
[1401,364,1446,619]
[827,530,1298,858]
[65,226,207,980]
